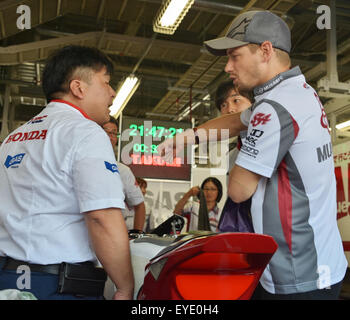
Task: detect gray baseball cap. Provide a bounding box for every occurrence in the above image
[204,11,291,56]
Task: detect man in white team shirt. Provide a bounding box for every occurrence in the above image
[102,116,146,231]
[0,46,134,300]
[159,11,347,299]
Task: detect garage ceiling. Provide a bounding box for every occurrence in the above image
[1,0,350,143]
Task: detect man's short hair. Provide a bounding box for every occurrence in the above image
[247,43,291,68]
[42,45,113,102]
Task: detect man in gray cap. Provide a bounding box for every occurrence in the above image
[160,10,347,299]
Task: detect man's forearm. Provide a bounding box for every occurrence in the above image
[158,113,246,160]
[228,165,261,203]
[197,113,247,140]
[84,208,134,298]
[133,202,146,230]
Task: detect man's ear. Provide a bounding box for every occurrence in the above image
[69,79,85,99]
[260,41,274,63]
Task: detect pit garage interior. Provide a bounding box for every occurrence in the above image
[0,0,350,299]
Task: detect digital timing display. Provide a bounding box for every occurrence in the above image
[120,117,192,180]
[129,124,184,154]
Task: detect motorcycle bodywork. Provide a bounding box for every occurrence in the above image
[137,232,277,300]
[130,215,278,300]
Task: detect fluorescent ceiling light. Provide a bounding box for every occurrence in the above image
[336,120,350,130]
[177,94,210,121]
[153,0,194,35]
[109,74,140,118]
[177,101,201,121]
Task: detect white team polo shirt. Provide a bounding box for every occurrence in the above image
[117,162,144,229]
[237,67,347,294]
[0,100,125,264]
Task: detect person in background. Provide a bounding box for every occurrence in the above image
[136,177,147,196]
[174,177,222,232]
[215,81,255,233]
[215,80,253,174]
[103,116,146,231]
[0,45,133,300]
[135,177,153,232]
[216,80,253,116]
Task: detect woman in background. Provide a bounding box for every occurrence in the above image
[174,177,222,232]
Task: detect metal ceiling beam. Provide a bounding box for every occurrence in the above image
[305,36,350,82]
[57,0,62,16]
[137,0,243,16]
[0,0,26,10]
[97,0,106,21]
[325,98,350,115]
[0,11,6,38]
[80,0,87,13]
[0,31,201,65]
[0,85,11,143]
[118,0,128,20]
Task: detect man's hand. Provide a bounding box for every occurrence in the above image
[157,129,196,163]
[158,113,246,162]
[133,202,146,231]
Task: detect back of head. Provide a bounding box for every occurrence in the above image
[42,45,113,102]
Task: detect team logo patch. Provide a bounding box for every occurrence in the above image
[250,129,264,138]
[4,153,26,168]
[5,129,48,144]
[314,92,329,130]
[241,145,259,157]
[227,17,252,40]
[28,115,48,124]
[104,161,119,173]
[250,113,271,127]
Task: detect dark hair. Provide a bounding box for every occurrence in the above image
[42,45,113,102]
[136,177,147,189]
[215,81,234,110]
[215,80,254,111]
[201,177,223,203]
[108,116,119,127]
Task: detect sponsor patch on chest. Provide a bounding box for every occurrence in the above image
[4,153,26,168]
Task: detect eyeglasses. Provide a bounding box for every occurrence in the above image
[203,188,218,192]
[104,130,119,137]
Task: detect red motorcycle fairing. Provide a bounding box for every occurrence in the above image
[138,232,278,300]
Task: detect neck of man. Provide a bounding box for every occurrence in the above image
[259,64,290,86]
[54,93,85,112]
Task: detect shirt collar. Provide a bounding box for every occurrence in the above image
[253,66,302,97]
[50,99,92,120]
[211,204,219,215]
